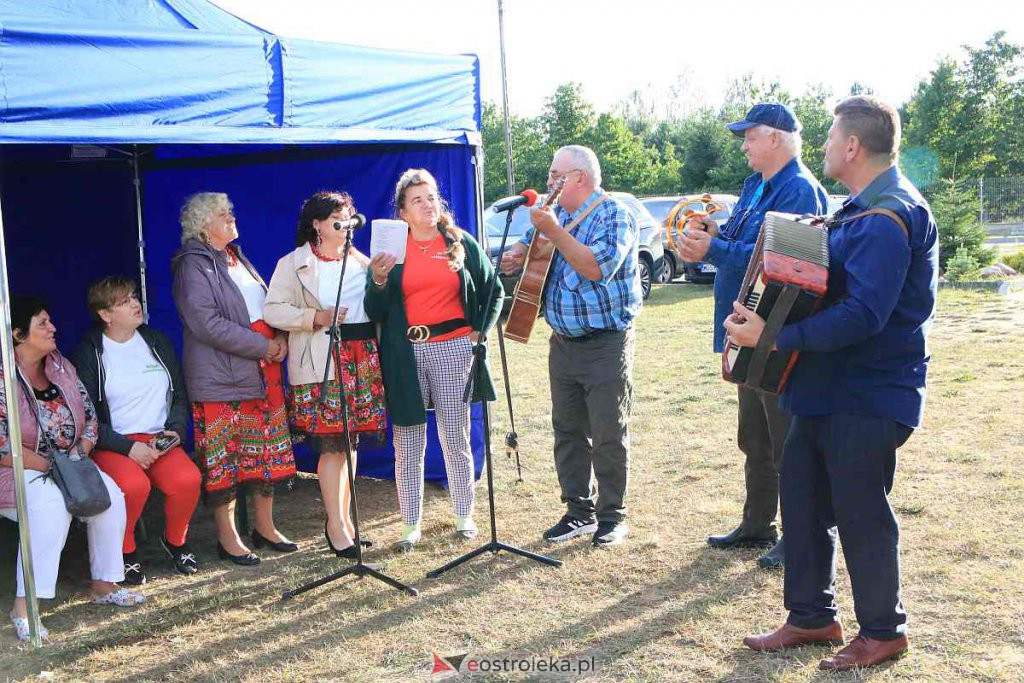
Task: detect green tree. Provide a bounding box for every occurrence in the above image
[930,176,995,271]
[540,82,596,148]
[481,102,550,204]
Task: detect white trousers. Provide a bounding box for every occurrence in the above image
[1,469,126,598]
[393,335,476,526]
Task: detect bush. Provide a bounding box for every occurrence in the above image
[945,247,983,282]
[930,177,996,270]
[1000,249,1024,273]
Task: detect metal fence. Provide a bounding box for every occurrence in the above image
[980,177,1024,251]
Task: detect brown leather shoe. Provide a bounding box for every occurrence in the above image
[818,634,908,671]
[743,621,845,651]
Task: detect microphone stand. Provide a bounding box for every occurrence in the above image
[427,206,563,578]
[283,227,417,600]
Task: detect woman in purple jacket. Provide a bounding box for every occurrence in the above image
[172,192,296,566]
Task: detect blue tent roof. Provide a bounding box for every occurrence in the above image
[0,0,481,145]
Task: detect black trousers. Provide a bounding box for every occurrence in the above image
[782,414,913,640]
[737,386,792,535]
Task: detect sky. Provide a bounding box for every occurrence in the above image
[211,0,1023,117]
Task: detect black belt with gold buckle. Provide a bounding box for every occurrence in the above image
[406,318,467,343]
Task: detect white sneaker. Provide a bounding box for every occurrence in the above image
[455,516,478,540]
[393,524,421,553]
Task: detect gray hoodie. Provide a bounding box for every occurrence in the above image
[171,238,270,403]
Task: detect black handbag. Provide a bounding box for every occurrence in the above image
[21,374,111,517]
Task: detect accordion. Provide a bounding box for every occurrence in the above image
[723,211,829,394]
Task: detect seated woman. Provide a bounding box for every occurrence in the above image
[265,191,387,558]
[367,169,504,551]
[73,276,202,585]
[172,192,296,565]
[1,295,142,643]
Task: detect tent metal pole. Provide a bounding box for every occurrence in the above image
[497,0,517,196]
[0,199,44,648]
[132,146,150,320]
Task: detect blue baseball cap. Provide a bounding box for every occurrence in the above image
[726,103,802,137]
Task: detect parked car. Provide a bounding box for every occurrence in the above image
[827,194,848,216]
[608,191,665,300]
[643,193,738,284]
[483,191,665,304]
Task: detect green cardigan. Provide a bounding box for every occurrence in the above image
[364,230,504,426]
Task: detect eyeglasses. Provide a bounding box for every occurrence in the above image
[547,168,583,182]
[112,293,140,308]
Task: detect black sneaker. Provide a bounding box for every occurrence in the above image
[543,515,598,542]
[592,521,628,548]
[123,552,146,585]
[160,536,199,575]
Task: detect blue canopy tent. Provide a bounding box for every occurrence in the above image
[0,0,489,483]
[1,0,496,643]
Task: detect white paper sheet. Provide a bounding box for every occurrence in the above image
[369,219,408,264]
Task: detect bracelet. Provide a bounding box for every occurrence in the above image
[372,277,387,287]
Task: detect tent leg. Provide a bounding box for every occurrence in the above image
[0,197,45,648]
[132,146,150,320]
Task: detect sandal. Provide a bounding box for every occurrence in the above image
[92,587,145,607]
[9,610,49,642]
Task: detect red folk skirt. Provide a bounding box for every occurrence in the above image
[289,336,387,452]
[192,320,296,502]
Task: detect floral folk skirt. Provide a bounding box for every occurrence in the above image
[289,337,387,453]
[193,320,296,504]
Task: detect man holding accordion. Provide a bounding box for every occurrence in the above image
[729,96,939,671]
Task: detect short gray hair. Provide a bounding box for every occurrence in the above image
[754,124,802,157]
[180,192,232,245]
[555,145,602,187]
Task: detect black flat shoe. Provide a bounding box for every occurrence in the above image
[325,523,373,554]
[757,538,785,569]
[217,542,260,566]
[707,525,778,550]
[251,529,298,553]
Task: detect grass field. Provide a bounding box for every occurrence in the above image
[2,284,1022,682]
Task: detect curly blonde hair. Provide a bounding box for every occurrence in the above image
[180,192,232,245]
[394,169,465,272]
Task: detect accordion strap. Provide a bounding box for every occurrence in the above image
[745,283,801,392]
[833,208,909,241]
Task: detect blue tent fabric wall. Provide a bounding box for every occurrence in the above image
[140,142,485,481]
[0,0,489,487]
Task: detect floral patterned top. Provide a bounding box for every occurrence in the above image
[0,378,99,457]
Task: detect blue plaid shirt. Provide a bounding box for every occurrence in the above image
[520,190,641,337]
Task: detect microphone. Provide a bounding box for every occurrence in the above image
[333,213,366,231]
[492,189,539,213]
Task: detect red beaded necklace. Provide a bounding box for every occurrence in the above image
[311,242,344,262]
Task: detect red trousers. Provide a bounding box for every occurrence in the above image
[92,434,202,553]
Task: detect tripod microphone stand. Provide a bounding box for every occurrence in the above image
[283,226,417,599]
[426,205,563,578]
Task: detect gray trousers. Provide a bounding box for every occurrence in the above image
[737,385,792,535]
[549,328,634,523]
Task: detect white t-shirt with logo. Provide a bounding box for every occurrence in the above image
[317,257,369,323]
[227,261,267,323]
[101,332,170,436]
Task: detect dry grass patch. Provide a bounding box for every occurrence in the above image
[1,285,1022,681]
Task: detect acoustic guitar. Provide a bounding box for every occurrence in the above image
[503,177,566,343]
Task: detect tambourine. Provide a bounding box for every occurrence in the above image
[665,194,722,258]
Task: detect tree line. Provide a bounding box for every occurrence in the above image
[481,32,1023,272]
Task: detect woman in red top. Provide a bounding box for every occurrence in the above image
[367,169,503,551]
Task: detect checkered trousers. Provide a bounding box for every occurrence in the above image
[392,335,476,526]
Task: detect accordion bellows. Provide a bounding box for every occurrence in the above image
[723,212,830,394]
